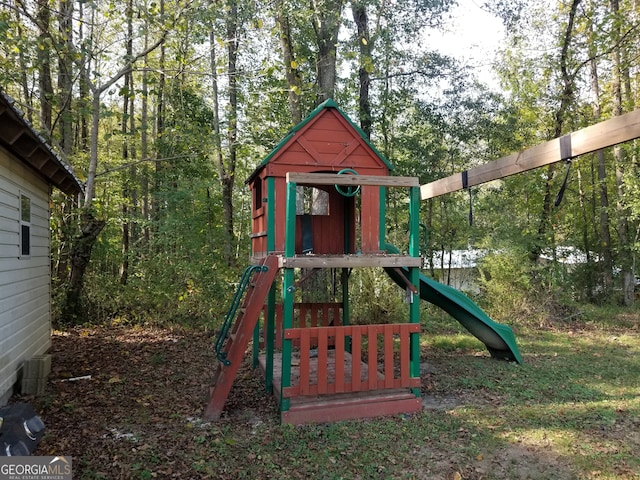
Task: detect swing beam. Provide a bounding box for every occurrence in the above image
[421,109,640,200]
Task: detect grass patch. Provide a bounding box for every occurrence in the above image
[25,307,640,480]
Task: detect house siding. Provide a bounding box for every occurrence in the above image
[0,146,52,403]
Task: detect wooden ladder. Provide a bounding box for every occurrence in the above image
[204,255,279,420]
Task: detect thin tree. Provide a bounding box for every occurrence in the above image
[311,0,344,103]
[587,0,614,293]
[530,0,582,264]
[609,0,634,305]
[36,0,52,131]
[275,0,303,124]
[63,20,166,321]
[57,0,73,154]
[352,0,372,137]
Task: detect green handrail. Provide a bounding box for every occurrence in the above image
[215,264,268,365]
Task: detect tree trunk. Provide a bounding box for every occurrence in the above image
[62,211,106,322]
[530,0,581,264]
[587,1,614,292]
[275,0,303,124]
[57,0,73,154]
[16,19,33,122]
[208,26,226,256]
[311,0,344,103]
[219,0,239,265]
[352,0,372,138]
[119,0,134,286]
[77,1,90,152]
[37,0,53,132]
[609,0,634,305]
[141,41,151,246]
[154,0,166,228]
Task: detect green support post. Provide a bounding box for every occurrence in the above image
[280,179,298,414]
[263,177,277,391]
[342,195,352,351]
[408,186,421,397]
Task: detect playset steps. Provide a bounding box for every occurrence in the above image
[281,389,421,424]
[204,255,279,420]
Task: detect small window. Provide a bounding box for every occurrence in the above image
[253,180,263,211]
[20,194,31,257]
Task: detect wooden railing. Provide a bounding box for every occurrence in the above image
[265,303,343,349]
[282,323,420,398]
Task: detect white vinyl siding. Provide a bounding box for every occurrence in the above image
[0,147,52,403]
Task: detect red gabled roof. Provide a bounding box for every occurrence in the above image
[247,99,393,183]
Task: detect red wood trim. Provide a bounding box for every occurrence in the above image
[318,330,328,394]
[400,324,410,386]
[300,330,310,395]
[281,396,422,425]
[282,323,421,397]
[360,185,381,253]
[384,324,394,389]
[272,302,343,348]
[295,136,321,161]
[333,140,361,165]
[368,328,377,390]
[351,329,362,392]
[335,334,345,393]
[284,323,419,339]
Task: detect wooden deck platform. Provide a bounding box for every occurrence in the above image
[258,351,421,424]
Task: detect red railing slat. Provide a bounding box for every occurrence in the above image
[335,333,345,393]
[282,323,420,398]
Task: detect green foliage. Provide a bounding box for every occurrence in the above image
[55,246,236,326]
[476,245,582,328]
[477,247,534,320]
[12,0,640,328]
[350,268,407,324]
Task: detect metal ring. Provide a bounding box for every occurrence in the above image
[335,168,360,197]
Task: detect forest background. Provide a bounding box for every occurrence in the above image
[1,0,638,327]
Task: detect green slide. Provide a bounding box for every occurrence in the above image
[384,244,522,364]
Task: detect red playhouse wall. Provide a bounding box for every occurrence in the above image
[248,102,391,257]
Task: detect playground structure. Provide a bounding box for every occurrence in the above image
[205,100,640,424]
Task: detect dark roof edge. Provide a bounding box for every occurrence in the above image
[0,90,83,196]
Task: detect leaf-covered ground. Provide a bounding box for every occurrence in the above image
[11,320,640,479]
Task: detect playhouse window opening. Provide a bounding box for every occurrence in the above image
[253,179,263,211]
[296,187,329,216]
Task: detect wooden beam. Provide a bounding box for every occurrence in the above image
[287,172,419,188]
[279,254,422,269]
[421,108,640,200]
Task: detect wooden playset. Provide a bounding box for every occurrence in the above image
[205,100,640,424]
[205,100,423,424]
